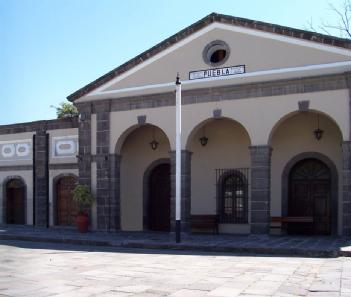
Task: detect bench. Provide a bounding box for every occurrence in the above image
[191,215,219,234]
[270,216,313,234]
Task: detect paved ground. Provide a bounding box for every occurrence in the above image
[1,225,351,257]
[1,240,351,297]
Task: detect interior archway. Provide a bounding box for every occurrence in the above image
[119,124,171,231]
[270,111,342,234]
[187,117,251,232]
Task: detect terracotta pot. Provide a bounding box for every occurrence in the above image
[75,214,89,233]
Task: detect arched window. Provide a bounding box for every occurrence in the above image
[218,170,248,224]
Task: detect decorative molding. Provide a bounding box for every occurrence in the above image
[99,73,348,113]
[49,163,78,170]
[0,165,33,171]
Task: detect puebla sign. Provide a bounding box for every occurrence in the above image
[189,65,245,80]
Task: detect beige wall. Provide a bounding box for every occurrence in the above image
[110,89,349,152]
[0,132,34,166]
[0,170,33,225]
[105,28,350,90]
[270,112,343,234]
[120,125,170,231]
[48,128,78,164]
[49,169,78,226]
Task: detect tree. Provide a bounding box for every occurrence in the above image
[51,102,78,119]
[307,1,351,39]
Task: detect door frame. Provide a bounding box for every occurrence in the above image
[53,173,78,226]
[281,152,338,235]
[143,158,170,231]
[3,176,27,225]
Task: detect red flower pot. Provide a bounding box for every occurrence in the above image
[75,213,89,233]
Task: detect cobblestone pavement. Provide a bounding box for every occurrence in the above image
[1,240,351,297]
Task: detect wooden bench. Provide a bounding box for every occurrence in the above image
[191,215,219,234]
[270,216,313,234]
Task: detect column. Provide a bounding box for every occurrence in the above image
[95,101,111,231]
[34,129,49,226]
[343,141,351,235]
[249,145,272,234]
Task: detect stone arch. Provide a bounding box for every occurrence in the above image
[281,152,338,235]
[2,175,27,225]
[142,158,171,231]
[185,116,252,150]
[52,173,78,226]
[115,123,171,154]
[268,109,343,145]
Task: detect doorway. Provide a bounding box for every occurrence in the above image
[288,158,331,235]
[148,163,170,231]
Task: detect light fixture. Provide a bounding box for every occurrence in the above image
[199,127,208,146]
[314,114,324,141]
[150,127,159,150]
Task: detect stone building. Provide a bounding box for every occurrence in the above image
[1,13,351,235]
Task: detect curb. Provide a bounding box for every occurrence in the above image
[0,233,344,258]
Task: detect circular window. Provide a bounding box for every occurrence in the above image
[203,40,230,67]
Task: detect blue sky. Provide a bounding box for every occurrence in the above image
[0,0,347,125]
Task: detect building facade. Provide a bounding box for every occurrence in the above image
[1,13,351,235]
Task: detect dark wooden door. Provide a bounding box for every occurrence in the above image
[57,176,77,226]
[149,163,170,231]
[6,179,25,225]
[288,159,331,235]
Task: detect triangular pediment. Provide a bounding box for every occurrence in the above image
[69,13,351,102]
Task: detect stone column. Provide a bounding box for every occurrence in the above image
[109,154,121,230]
[170,150,192,232]
[249,145,272,234]
[95,101,112,231]
[76,103,92,188]
[342,141,351,235]
[34,129,49,227]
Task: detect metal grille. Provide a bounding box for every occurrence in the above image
[216,168,249,224]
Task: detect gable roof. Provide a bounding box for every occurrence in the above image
[67,12,351,102]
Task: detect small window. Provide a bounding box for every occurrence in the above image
[203,40,230,66]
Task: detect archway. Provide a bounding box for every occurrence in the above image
[288,158,331,235]
[186,117,251,230]
[5,178,25,224]
[270,110,342,235]
[55,175,78,226]
[118,124,171,231]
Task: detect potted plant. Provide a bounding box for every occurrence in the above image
[72,185,95,233]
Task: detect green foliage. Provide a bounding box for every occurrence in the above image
[55,102,78,119]
[72,185,95,213]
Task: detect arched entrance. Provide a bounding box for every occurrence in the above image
[6,178,25,224]
[288,158,331,235]
[148,163,170,231]
[56,176,78,226]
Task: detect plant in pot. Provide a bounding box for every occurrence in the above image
[72,185,95,233]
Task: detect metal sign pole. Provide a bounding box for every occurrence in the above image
[175,74,181,243]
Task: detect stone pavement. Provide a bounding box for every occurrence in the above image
[1,240,351,296]
[1,225,351,257]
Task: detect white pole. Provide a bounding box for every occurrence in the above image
[175,74,181,243]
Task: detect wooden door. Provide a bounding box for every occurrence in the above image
[56,176,77,226]
[288,159,331,235]
[148,164,170,231]
[6,179,25,225]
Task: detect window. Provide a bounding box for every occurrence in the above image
[203,40,230,67]
[218,170,248,224]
